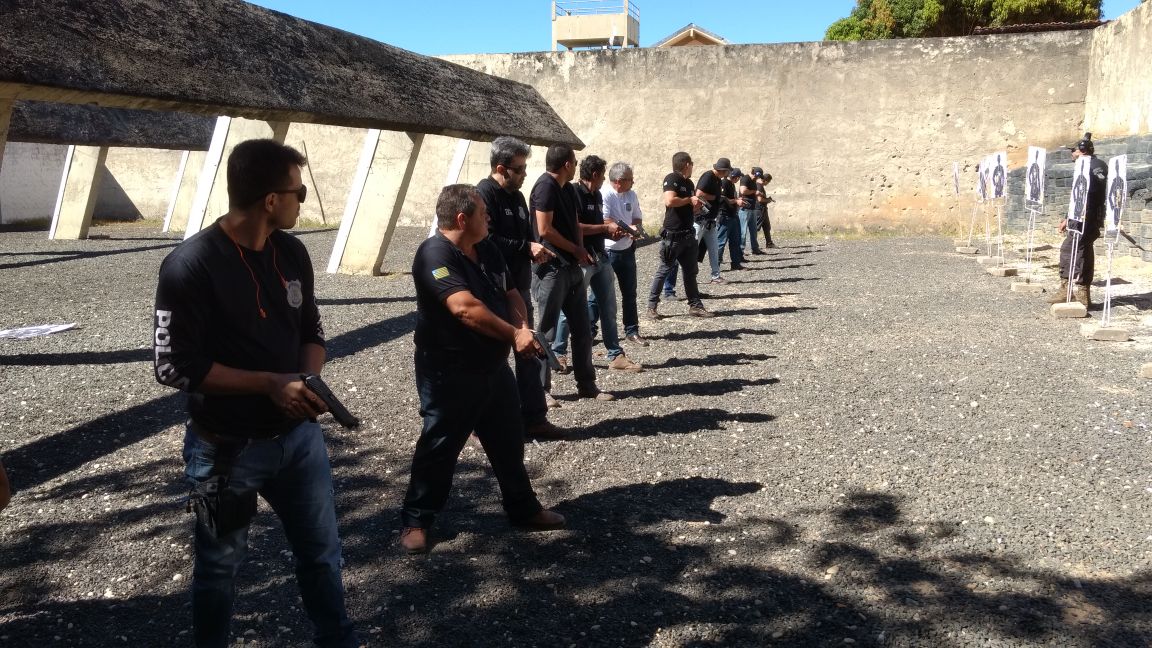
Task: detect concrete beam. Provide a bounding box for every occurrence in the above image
[48,145,108,240]
[0,98,11,176]
[184,117,289,238]
[163,150,208,233]
[328,130,423,275]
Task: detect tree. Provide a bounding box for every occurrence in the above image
[825,0,1101,40]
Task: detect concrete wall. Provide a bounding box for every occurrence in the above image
[0,142,64,224]
[1085,1,1152,137]
[397,32,1094,233]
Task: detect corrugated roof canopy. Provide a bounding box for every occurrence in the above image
[8,101,215,150]
[0,0,583,148]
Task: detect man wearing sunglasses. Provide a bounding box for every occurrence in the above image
[477,136,564,439]
[153,139,356,647]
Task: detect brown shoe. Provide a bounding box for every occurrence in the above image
[689,306,714,318]
[525,420,567,440]
[1074,284,1092,307]
[1046,280,1069,304]
[578,388,615,401]
[608,354,644,373]
[544,392,561,409]
[399,527,428,555]
[625,333,649,347]
[513,509,566,531]
[554,354,570,374]
[646,307,663,320]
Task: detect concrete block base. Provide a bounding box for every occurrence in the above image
[1079,323,1130,342]
[955,246,979,254]
[977,256,1005,266]
[1016,244,1052,253]
[1010,281,1045,293]
[1141,363,1152,379]
[1051,302,1088,318]
[988,266,1018,277]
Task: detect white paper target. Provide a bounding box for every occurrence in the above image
[1106,155,1127,237]
[1066,155,1091,232]
[991,152,1007,199]
[1025,146,1046,204]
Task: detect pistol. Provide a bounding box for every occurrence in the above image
[613,219,645,239]
[531,331,563,372]
[301,374,360,429]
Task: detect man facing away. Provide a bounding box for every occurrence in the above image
[153,139,356,648]
[476,136,565,439]
[399,184,565,554]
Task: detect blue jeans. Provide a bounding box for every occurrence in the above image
[555,251,623,360]
[401,353,542,528]
[607,246,640,337]
[183,422,355,648]
[663,265,678,297]
[694,220,720,280]
[739,208,762,254]
[716,215,744,266]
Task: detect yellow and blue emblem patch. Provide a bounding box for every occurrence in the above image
[431,266,450,280]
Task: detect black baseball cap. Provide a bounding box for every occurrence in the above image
[729,168,743,178]
[751,167,764,177]
[1069,132,1094,154]
[714,157,732,171]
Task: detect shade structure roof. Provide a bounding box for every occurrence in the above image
[0,0,583,148]
[8,101,215,150]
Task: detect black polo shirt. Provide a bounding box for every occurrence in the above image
[661,172,695,232]
[477,176,533,291]
[739,176,759,211]
[529,173,580,265]
[412,233,512,370]
[719,178,738,219]
[696,170,723,217]
[574,181,606,254]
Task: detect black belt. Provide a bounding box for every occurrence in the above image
[662,228,694,242]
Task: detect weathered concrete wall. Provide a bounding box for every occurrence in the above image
[1085,1,1152,137]
[0,142,63,224]
[397,32,1093,233]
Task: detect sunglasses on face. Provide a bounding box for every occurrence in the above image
[272,185,308,203]
[506,165,528,175]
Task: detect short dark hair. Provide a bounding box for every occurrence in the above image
[763,173,773,184]
[490,136,531,170]
[545,145,576,173]
[579,155,607,181]
[436,184,480,230]
[227,139,307,209]
[672,152,692,174]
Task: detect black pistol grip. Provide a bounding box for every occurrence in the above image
[301,374,360,429]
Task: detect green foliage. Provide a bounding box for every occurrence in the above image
[824,0,1101,40]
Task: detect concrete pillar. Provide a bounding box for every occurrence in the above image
[427,138,472,238]
[164,150,207,233]
[185,117,289,238]
[327,130,424,275]
[48,145,109,240]
[0,99,11,178]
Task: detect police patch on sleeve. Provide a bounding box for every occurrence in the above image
[431,267,450,280]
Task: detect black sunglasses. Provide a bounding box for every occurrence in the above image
[272,185,308,203]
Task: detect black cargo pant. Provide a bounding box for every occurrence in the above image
[1058,227,1100,286]
[648,229,703,310]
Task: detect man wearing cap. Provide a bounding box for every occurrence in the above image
[739,168,766,256]
[1048,134,1108,307]
[716,168,745,270]
[695,158,730,284]
[757,171,779,249]
[648,152,712,318]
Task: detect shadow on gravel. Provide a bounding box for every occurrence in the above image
[326,312,416,361]
[0,348,152,366]
[569,408,776,439]
[0,242,178,270]
[610,377,779,400]
[717,306,817,318]
[3,393,186,491]
[723,276,821,285]
[708,291,798,300]
[767,263,817,270]
[642,353,775,369]
[318,296,415,306]
[652,327,777,342]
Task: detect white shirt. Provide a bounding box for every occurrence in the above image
[600,187,643,251]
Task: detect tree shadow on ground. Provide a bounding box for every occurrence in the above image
[642,352,775,370]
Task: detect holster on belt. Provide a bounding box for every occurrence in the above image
[186,433,258,539]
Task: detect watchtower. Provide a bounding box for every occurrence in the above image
[551,0,640,50]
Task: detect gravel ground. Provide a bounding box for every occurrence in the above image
[1,223,1150,647]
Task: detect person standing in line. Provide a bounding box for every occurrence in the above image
[756,170,779,249]
[399,184,566,555]
[695,158,731,283]
[647,152,713,319]
[739,167,766,256]
[716,168,745,270]
[476,136,565,439]
[601,161,649,347]
[1048,133,1108,307]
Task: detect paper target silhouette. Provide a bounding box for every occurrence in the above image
[976,159,988,201]
[1066,155,1091,233]
[1106,155,1127,236]
[1025,146,1046,204]
[991,153,1007,198]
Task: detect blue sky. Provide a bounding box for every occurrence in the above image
[249,0,1142,55]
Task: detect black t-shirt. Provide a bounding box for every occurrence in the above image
[696,171,723,218]
[661,172,695,232]
[529,173,580,264]
[1087,156,1108,228]
[153,222,325,438]
[739,176,759,211]
[573,181,606,254]
[477,176,533,290]
[412,233,512,369]
[719,178,738,218]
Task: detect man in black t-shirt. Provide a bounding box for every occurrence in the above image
[153,140,356,647]
[696,158,730,283]
[477,136,562,439]
[739,168,766,255]
[400,184,565,554]
[1049,134,1109,307]
[756,170,778,249]
[530,145,615,401]
[647,151,713,318]
[716,168,745,270]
